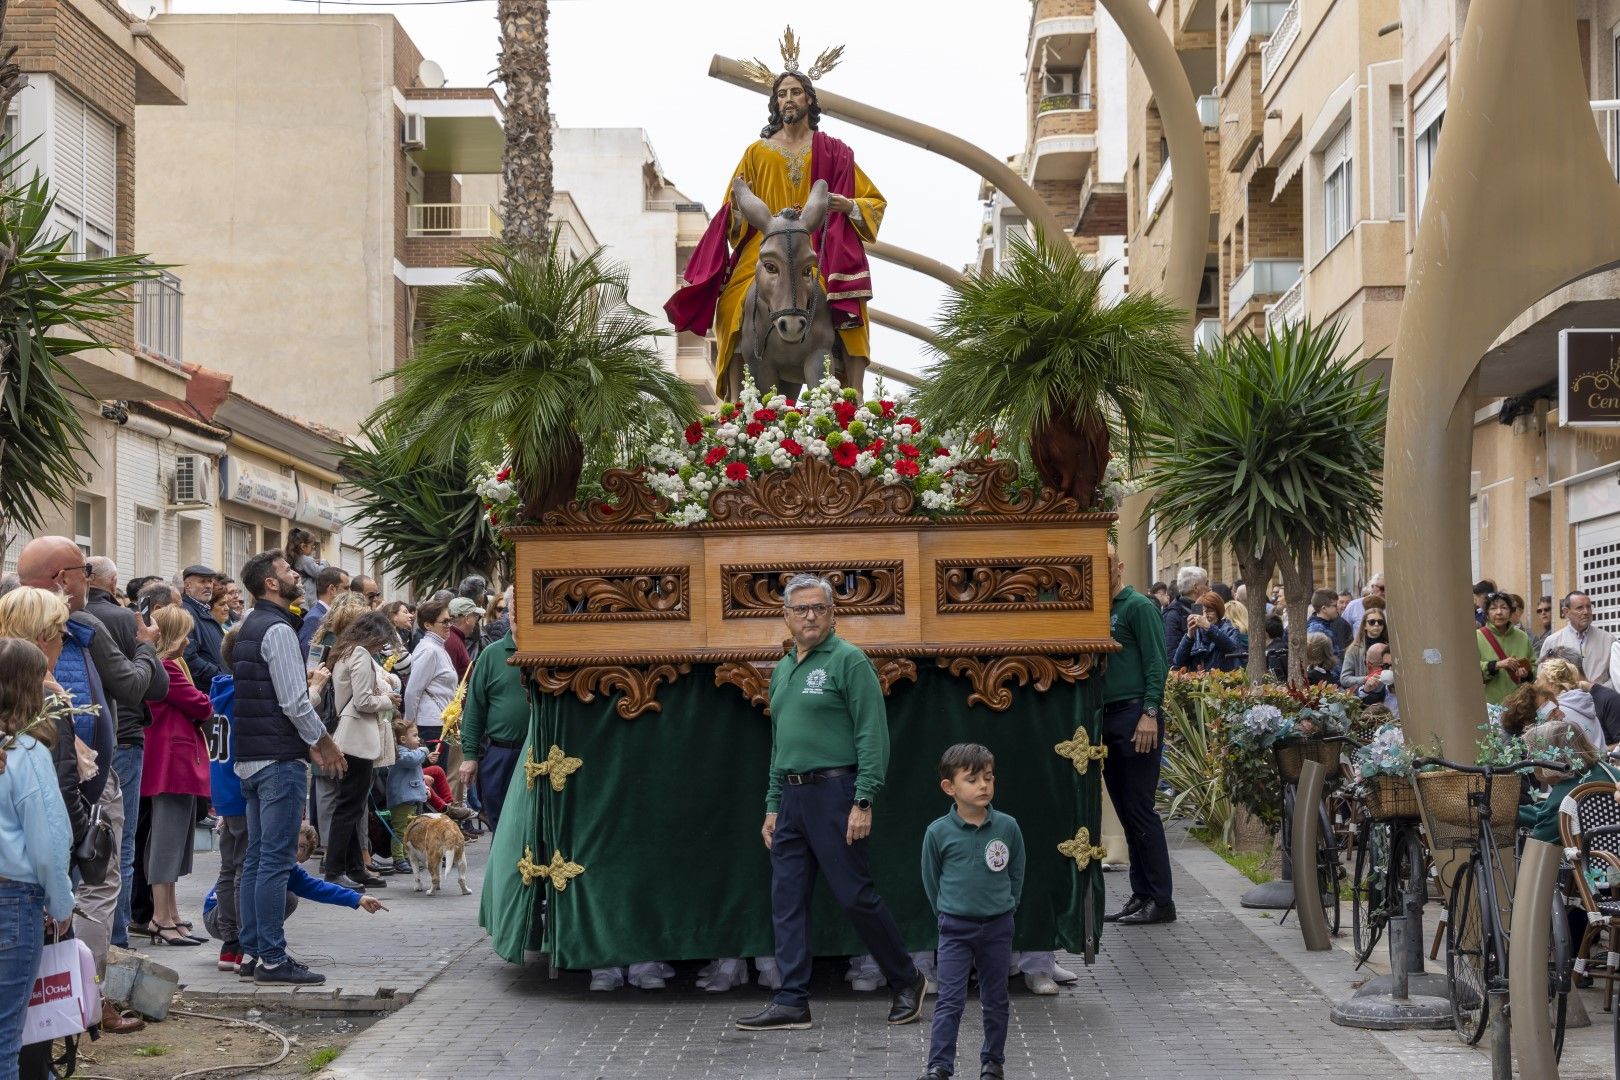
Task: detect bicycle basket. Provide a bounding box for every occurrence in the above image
[1413,768,1522,849]
[1273,738,1343,786]
[1365,775,1422,822]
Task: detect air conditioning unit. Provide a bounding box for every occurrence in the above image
[401,113,426,151]
[1196,95,1220,128]
[171,453,214,508]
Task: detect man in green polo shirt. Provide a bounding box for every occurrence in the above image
[456,606,529,832]
[736,573,925,1033]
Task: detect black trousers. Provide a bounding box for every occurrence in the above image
[769,771,916,1008]
[480,743,522,833]
[322,757,374,878]
[1101,699,1174,905]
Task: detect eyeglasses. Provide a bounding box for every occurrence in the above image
[365,592,381,600]
[785,603,831,617]
[55,563,92,580]
[1537,607,1552,614]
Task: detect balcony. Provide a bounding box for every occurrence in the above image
[1075,165,1128,237]
[134,267,183,364]
[1263,273,1304,333]
[1027,4,1095,78]
[407,203,501,238]
[1229,257,1302,315]
[1259,0,1300,89]
[1221,40,1263,172]
[1194,317,1223,353]
[1034,98,1097,141]
[400,88,504,175]
[1224,1,1291,83]
[1594,99,1620,180]
[400,204,502,283]
[1145,160,1173,223]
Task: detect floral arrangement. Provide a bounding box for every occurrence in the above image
[475,463,520,531]
[637,375,975,526]
[1472,721,1527,769]
[1352,721,1415,780]
[1224,684,1356,755]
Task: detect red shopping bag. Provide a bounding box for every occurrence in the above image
[22,939,93,1044]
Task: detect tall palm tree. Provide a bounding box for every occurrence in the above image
[369,239,699,520]
[1138,322,1386,683]
[916,231,1195,507]
[497,0,551,244]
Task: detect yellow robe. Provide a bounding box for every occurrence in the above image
[714,139,886,395]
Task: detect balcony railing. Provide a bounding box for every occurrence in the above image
[1594,99,1620,180]
[1260,0,1300,89]
[1194,318,1222,353]
[134,266,183,363]
[1145,160,1173,221]
[407,203,502,237]
[1226,1,1291,81]
[1264,273,1304,333]
[1038,93,1093,113]
[1229,257,1303,313]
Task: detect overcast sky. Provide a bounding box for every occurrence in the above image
[159,0,1030,376]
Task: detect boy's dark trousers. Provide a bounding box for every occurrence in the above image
[927,910,1014,1075]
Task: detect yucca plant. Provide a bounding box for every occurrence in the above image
[916,230,1195,506]
[370,238,700,520]
[1138,322,1386,683]
[338,418,506,595]
[1157,688,1234,845]
[0,139,161,544]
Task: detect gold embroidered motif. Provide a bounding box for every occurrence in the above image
[1054,727,1108,775]
[761,141,811,188]
[825,271,868,281]
[517,845,586,891]
[524,744,583,792]
[824,289,873,301]
[1057,827,1108,872]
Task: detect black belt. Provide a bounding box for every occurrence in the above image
[488,737,522,750]
[784,765,857,786]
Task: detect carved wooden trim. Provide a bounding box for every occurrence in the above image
[709,456,916,523]
[530,663,691,719]
[722,561,904,619]
[874,657,919,695]
[715,662,772,712]
[515,640,1121,669]
[935,556,1093,615]
[531,566,689,623]
[538,468,668,527]
[936,653,1100,712]
[952,458,1084,515]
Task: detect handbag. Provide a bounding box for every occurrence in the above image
[1480,627,1529,684]
[22,938,97,1044]
[73,801,115,886]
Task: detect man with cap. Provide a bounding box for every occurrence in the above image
[182,564,226,689]
[443,597,480,680]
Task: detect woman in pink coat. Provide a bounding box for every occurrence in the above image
[141,605,214,946]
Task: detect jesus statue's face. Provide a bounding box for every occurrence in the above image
[776,76,809,125]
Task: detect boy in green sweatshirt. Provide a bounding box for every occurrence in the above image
[918,743,1024,1080]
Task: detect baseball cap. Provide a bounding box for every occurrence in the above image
[447,597,481,618]
[182,564,218,579]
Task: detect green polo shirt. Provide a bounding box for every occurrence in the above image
[1100,585,1169,709]
[764,631,889,812]
[920,804,1026,918]
[460,631,529,759]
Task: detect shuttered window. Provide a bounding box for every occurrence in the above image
[1321,120,1353,251]
[51,85,116,258]
[1412,70,1446,228]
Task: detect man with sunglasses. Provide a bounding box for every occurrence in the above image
[737,573,924,1033]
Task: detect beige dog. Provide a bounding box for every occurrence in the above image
[403,813,470,896]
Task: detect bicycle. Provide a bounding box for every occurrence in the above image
[1350,808,1429,968]
[1278,751,1343,937]
[1414,755,1575,1053]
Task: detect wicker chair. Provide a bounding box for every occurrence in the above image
[1557,780,1620,1010]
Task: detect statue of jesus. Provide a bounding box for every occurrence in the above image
[665,35,886,400]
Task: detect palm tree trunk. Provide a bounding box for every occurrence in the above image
[497,0,552,245]
[1277,540,1316,687]
[1029,404,1110,508]
[1237,547,1277,682]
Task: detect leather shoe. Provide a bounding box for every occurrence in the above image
[888,971,926,1025]
[1104,894,1147,922]
[981,1064,1005,1080]
[323,873,367,893]
[735,1002,812,1030]
[101,1008,146,1035]
[1117,899,1176,925]
[917,1070,950,1080]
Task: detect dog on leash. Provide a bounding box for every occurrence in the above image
[403,813,471,896]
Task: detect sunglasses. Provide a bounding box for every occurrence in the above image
[56,563,92,579]
[1537,607,1552,614]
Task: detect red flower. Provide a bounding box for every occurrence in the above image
[725,461,751,482]
[898,443,921,459]
[496,466,512,482]
[880,400,896,417]
[746,421,765,437]
[832,400,858,428]
[783,400,796,409]
[832,442,859,468]
[488,511,500,525]
[935,447,952,457]
[684,420,704,445]
[704,446,728,466]
[869,437,886,456]
[753,408,778,423]
[601,504,615,516]
[781,438,804,457]
[897,415,921,432]
[894,459,920,478]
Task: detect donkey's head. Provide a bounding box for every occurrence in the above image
[733,176,830,345]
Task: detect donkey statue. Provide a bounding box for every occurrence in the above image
[727,176,849,400]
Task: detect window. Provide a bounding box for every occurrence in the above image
[224,520,255,586]
[1412,71,1445,227]
[1391,92,1406,219]
[133,507,160,576]
[1321,121,1353,251]
[73,497,93,555]
[51,87,116,260]
[178,517,201,572]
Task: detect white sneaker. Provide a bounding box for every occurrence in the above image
[589,969,623,992]
[630,975,667,990]
[1023,972,1060,995]
[1051,962,1079,984]
[755,957,783,990]
[850,974,882,992]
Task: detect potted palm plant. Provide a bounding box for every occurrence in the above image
[916,231,1194,507]
[370,238,700,521]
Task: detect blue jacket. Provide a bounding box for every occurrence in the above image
[1171,620,1246,672]
[182,592,225,689]
[54,618,115,805]
[207,675,243,817]
[387,745,428,807]
[1307,614,1342,658]
[203,864,359,914]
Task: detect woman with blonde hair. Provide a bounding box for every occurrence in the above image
[307,591,369,670]
[140,604,213,945]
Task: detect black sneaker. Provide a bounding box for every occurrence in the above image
[255,958,326,985]
[237,957,257,980]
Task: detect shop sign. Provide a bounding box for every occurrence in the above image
[293,484,345,533]
[220,456,298,518]
[1560,329,1620,426]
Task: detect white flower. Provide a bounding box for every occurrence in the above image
[807,438,831,459]
[854,452,877,476]
[881,468,900,485]
[715,422,740,444]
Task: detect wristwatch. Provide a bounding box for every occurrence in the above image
[854,798,873,811]
[1143,706,1160,718]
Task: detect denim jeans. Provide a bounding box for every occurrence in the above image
[0,880,46,1079]
[239,760,309,968]
[111,744,144,946]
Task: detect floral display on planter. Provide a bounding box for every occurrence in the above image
[475,463,520,530]
[637,375,975,526]
[1224,684,1357,755]
[1352,721,1415,780]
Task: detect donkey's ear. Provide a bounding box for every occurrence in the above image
[732,176,773,233]
[801,180,830,232]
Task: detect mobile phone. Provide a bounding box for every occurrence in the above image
[313,644,331,665]
[137,594,155,621]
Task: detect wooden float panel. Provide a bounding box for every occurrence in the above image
[918,524,1108,646]
[514,534,708,658]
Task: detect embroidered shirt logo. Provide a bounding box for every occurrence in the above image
[802,668,829,695]
[984,839,1010,872]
